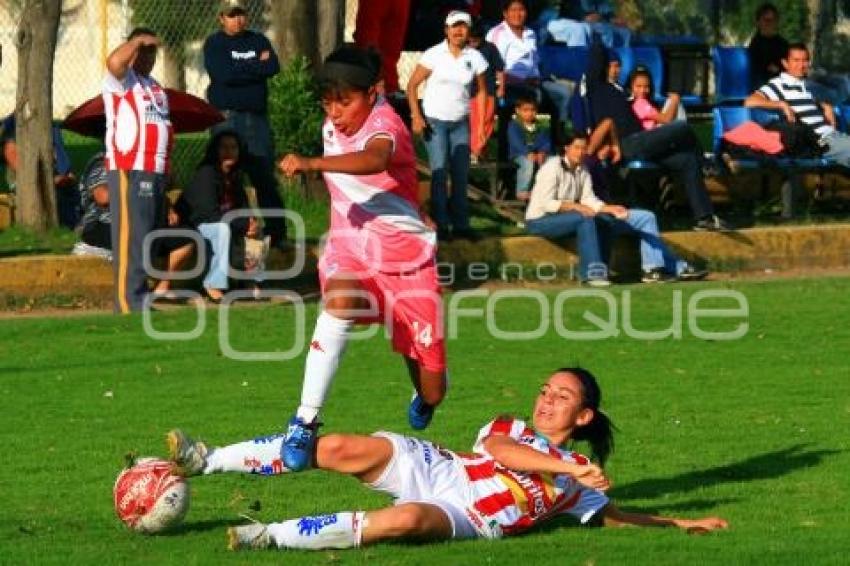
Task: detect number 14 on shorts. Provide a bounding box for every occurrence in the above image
[412,321,434,347]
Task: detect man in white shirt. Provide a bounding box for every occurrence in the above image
[526,130,707,285]
[487,0,572,159]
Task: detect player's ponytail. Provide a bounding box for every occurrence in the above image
[557,367,615,466]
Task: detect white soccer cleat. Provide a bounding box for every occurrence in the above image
[227,521,272,550]
[166,429,208,477]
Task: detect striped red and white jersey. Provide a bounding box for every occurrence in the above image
[103,69,173,174]
[456,416,609,536]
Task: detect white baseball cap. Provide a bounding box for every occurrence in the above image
[445,10,472,27]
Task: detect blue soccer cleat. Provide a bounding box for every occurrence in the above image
[408,393,435,430]
[281,416,320,471]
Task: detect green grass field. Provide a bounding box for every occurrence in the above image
[1,277,849,564]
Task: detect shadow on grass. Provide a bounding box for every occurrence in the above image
[610,444,840,502]
[159,518,238,536]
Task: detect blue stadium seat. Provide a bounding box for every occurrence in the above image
[615,46,664,102]
[712,47,751,105]
[713,106,834,171]
[836,104,850,133]
[539,45,590,82]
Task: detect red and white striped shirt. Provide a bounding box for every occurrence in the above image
[456,416,609,536]
[102,69,173,174]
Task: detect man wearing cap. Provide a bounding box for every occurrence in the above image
[203,0,286,247]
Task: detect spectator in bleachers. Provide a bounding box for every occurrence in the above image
[580,1,632,47]
[353,0,411,95]
[536,2,592,46]
[487,0,573,156]
[525,129,707,285]
[72,152,112,260]
[585,38,731,231]
[748,3,788,90]
[204,0,286,248]
[407,10,487,241]
[744,42,850,168]
[1,114,79,229]
[508,96,551,200]
[468,20,506,163]
[174,130,260,302]
[628,67,683,130]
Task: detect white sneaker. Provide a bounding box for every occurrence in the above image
[227,521,272,550]
[166,429,208,477]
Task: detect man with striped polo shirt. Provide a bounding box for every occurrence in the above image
[103,28,173,313]
[745,42,850,167]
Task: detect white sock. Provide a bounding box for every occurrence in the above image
[267,511,366,549]
[296,312,353,423]
[204,434,290,475]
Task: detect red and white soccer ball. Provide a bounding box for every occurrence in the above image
[113,457,190,534]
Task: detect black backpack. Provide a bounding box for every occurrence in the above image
[764,121,826,158]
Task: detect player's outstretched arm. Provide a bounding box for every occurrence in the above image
[483,435,610,491]
[602,504,728,533]
[279,137,392,178]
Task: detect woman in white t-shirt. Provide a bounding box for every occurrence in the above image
[407,10,488,241]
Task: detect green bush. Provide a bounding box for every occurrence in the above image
[267,56,324,158]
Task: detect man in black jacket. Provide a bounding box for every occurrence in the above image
[586,39,730,231]
[204,0,286,246]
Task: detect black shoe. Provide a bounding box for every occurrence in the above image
[453,228,480,242]
[678,265,709,281]
[694,215,733,232]
[436,226,452,242]
[641,268,675,283]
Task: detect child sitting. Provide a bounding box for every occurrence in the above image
[628,67,682,131]
[507,96,551,201]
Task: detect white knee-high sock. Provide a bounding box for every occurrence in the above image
[204,434,290,475]
[267,512,366,550]
[296,312,353,423]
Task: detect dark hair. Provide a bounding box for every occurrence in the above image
[786,42,809,59]
[470,18,488,39]
[556,367,615,465]
[200,129,244,172]
[317,44,381,97]
[755,2,779,20]
[554,125,587,149]
[627,65,656,99]
[502,0,527,11]
[128,27,157,40]
[514,95,537,109]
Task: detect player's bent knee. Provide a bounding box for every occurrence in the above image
[390,504,431,535]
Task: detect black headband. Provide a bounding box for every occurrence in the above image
[320,61,377,89]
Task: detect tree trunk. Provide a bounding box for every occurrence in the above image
[316,0,344,65]
[14,0,61,232]
[161,42,187,91]
[271,0,318,67]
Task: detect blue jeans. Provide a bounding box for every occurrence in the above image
[526,212,604,280]
[514,155,535,195]
[198,222,231,290]
[425,117,471,231]
[596,209,686,274]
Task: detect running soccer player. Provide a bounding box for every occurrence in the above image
[276,45,447,471]
[167,368,728,550]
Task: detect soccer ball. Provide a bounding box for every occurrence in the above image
[113,457,189,534]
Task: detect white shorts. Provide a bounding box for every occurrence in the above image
[368,432,493,540]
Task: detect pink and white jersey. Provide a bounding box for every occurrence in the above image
[456,416,609,536]
[103,69,173,174]
[321,98,435,274]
